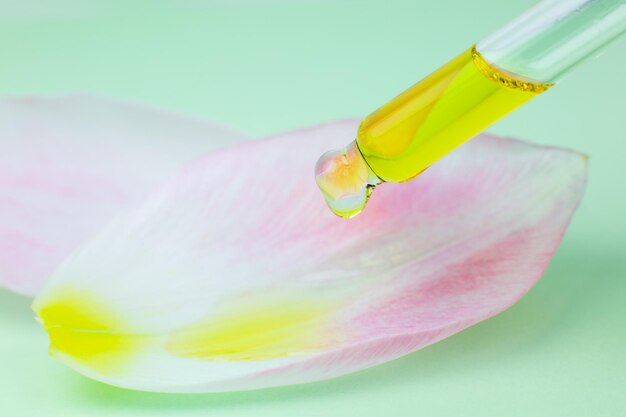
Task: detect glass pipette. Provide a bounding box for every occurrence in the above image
[315,0,626,218]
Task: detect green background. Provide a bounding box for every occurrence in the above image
[1,1,624,416]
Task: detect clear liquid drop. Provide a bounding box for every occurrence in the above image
[314,141,382,218]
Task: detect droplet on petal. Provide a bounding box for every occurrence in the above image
[315,140,382,218]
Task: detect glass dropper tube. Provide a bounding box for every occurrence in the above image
[479,0,626,83]
[315,0,626,218]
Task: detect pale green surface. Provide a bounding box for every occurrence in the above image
[1,1,625,416]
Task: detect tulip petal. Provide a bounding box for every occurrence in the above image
[0,96,249,295]
[33,120,587,392]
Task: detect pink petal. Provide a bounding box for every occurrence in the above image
[33,120,587,392]
[0,96,249,295]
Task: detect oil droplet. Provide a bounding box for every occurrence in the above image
[314,140,382,218]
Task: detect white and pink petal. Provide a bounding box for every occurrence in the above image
[0,96,248,295]
[33,120,587,392]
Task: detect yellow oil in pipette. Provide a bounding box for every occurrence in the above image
[358,46,552,182]
[315,45,553,218]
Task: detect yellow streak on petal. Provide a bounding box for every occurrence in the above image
[33,287,143,375]
[167,299,329,361]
